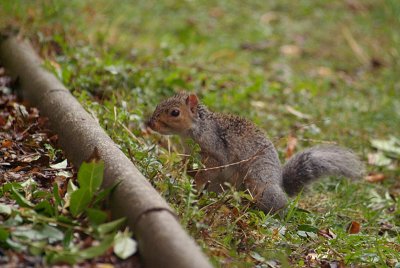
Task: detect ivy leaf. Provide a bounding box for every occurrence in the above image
[0,227,10,242]
[46,251,81,265]
[113,231,137,259]
[13,226,48,241]
[63,228,73,249]
[34,200,55,217]
[4,214,23,227]
[40,224,64,243]
[12,224,63,243]
[29,241,46,256]
[0,204,12,215]
[10,186,34,207]
[53,183,63,207]
[298,224,319,233]
[6,238,27,251]
[78,160,105,197]
[70,188,91,217]
[97,218,126,235]
[87,208,108,225]
[93,181,121,206]
[79,234,114,259]
[2,182,22,192]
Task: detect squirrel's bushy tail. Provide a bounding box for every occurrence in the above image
[282,146,364,196]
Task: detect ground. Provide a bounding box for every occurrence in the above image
[0,69,140,266]
[1,0,399,267]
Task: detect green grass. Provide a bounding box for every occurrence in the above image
[1,0,400,266]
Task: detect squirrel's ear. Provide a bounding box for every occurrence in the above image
[186,94,198,113]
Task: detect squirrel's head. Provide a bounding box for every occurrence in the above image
[146,92,199,136]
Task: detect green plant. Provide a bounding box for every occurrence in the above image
[0,159,136,265]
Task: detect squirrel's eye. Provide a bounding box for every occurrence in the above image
[170,109,180,117]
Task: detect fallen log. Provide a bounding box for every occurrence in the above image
[0,35,212,268]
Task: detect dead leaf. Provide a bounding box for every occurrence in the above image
[318,228,337,239]
[219,205,231,216]
[19,153,41,163]
[365,173,385,183]
[321,260,346,268]
[260,12,278,24]
[11,166,25,172]
[0,116,7,126]
[50,159,68,169]
[285,135,297,159]
[1,139,13,148]
[346,0,368,13]
[231,207,240,217]
[347,221,361,234]
[367,152,391,167]
[209,7,224,18]
[370,58,384,69]
[280,45,301,57]
[379,222,393,235]
[96,264,115,268]
[240,41,272,51]
[237,219,248,229]
[315,66,333,78]
[342,27,369,65]
[306,249,318,263]
[285,105,312,119]
[250,101,266,109]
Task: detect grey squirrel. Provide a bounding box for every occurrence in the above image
[147,92,364,213]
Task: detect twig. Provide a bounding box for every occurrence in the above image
[296,138,337,145]
[342,27,369,65]
[192,144,275,173]
[117,120,145,145]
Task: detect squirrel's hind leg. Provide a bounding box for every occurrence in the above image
[245,179,287,214]
[194,155,224,192]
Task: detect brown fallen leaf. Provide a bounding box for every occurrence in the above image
[209,7,224,18]
[236,219,248,229]
[365,173,386,183]
[11,166,25,172]
[19,153,41,163]
[315,66,333,78]
[0,116,7,126]
[260,12,278,24]
[306,249,318,264]
[318,228,337,239]
[96,264,115,268]
[321,260,346,268]
[346,0,368,13]
[280,45,301,57]
[285,135,298,160]
[1,139,13,148]
[379,222,393,235]
[285,105,312,119]
[347,221,361,234]
[240,41,272,51]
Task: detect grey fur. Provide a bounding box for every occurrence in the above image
[148,93,365,213]
[282,146,364,196]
